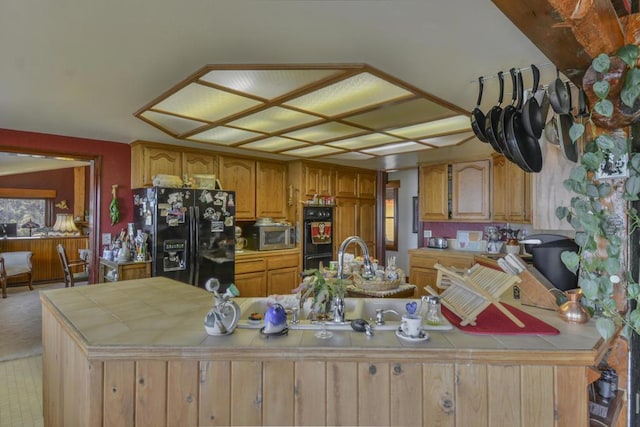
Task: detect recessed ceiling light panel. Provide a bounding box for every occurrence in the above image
[240,137,308,152]
[419,131,475,147]
[281,144,344,157]
[362,141,427,156]
[190,126,263,145]
[140,110,206,135]
[153,83,261,122]
[284,73,412,116]
[228,107,320,133]
[327,133,398,150]
[283,122,364,142]
[200,69,340,99]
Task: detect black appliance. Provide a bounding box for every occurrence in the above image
[524,234,579,291]
[133,187,236,290]
[303,206,334,270]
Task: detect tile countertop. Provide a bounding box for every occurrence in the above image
[40,277,607,364]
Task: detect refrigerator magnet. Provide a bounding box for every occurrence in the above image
[211,221,224,232]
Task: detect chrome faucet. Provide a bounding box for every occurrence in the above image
[333,236,375,323]
[337,235,375,281]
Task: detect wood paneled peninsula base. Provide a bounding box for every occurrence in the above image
[42,278,614,427]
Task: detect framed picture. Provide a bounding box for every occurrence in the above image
[412,196,418,233]
[596,150,628,180]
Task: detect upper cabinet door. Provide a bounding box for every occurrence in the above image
[451,160,490,220]
[182,152,217,178]
[419,164,449,221]
[219,156,256,220]
[144,147,182,185]
[335,169,358,197]
[357,173,376,199]
[256,161,287,219]
[303,164,333,197]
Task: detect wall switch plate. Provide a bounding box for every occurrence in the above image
[102,233,111,246]
[423,230,432,238]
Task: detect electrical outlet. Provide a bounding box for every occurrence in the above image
[102,233,112,246]
[423,230,432,238]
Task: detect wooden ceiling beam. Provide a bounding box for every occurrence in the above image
[492,0,624,85]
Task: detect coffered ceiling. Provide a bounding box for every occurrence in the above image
[0,1,628,170]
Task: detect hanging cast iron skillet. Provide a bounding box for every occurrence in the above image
[549,67,570,114]
[506,70,543,172]
[484,71,505,154]
[522,64,544,139]
[496,68,518,162]
[557,82,578,162]
[470,77,488,142]
[576,88,589,118]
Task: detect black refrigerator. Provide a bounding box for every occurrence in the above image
[133,187,236,290]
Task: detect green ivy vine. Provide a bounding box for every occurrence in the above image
[556,44,640,340]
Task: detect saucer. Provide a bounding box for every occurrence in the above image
[395,328,429,342]
[260,326,289,337]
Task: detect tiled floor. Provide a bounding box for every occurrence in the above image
[0,356,43,427]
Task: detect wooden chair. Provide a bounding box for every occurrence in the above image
[0,251,34,298]
[56,244,89,287]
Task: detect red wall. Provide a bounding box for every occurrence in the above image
[0,129,132,237]
[0,167,89,223]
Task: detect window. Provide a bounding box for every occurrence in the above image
[385,181,399,251]
[0,189,55,237]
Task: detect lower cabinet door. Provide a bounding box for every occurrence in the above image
[235,272,267,297]
[267,266,299,296]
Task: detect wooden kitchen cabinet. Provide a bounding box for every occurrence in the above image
[302,162,333,197]
[419,160,491,221]
[235,249,301,297]
[334,197,376,259]
[267,267,299,295]
[334,197,358,253]
[451,159,491,220]
[234,271,266,297]
[358,198,376,253]
[256,160,287,219]
[98,258,151,283]
[182,151,217,178]
[131,143,182,188]
[218,156,256,220]
[130,141,217,188]
[357,172,376,199]
[419,163,449,221]
[492,154,532,223]
[409,249,475,296]
[335,169,358,197]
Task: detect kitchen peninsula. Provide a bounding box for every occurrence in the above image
[42,277,615,426]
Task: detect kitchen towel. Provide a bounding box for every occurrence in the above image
[310,221,332,244]
[442,302,559,335]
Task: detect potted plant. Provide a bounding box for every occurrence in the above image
[556,44,640,339]
[295,269,350,318]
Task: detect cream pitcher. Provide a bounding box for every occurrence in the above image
[204,278,240,335]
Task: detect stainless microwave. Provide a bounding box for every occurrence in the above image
[245,224,296,251]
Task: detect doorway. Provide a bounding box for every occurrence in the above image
[0,146,101,282]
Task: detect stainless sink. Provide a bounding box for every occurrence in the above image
[236,297,452,331]
[237,297,363,331]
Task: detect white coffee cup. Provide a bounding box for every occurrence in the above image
[401,314,423,338]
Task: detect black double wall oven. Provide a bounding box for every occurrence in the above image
[302,206,334,271]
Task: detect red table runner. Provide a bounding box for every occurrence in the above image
[442,302,559,335]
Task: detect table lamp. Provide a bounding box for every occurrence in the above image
[20,219,40,237]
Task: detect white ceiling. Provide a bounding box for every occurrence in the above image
[0,0,558,171]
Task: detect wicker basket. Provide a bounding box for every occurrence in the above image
[352,269,404,291]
